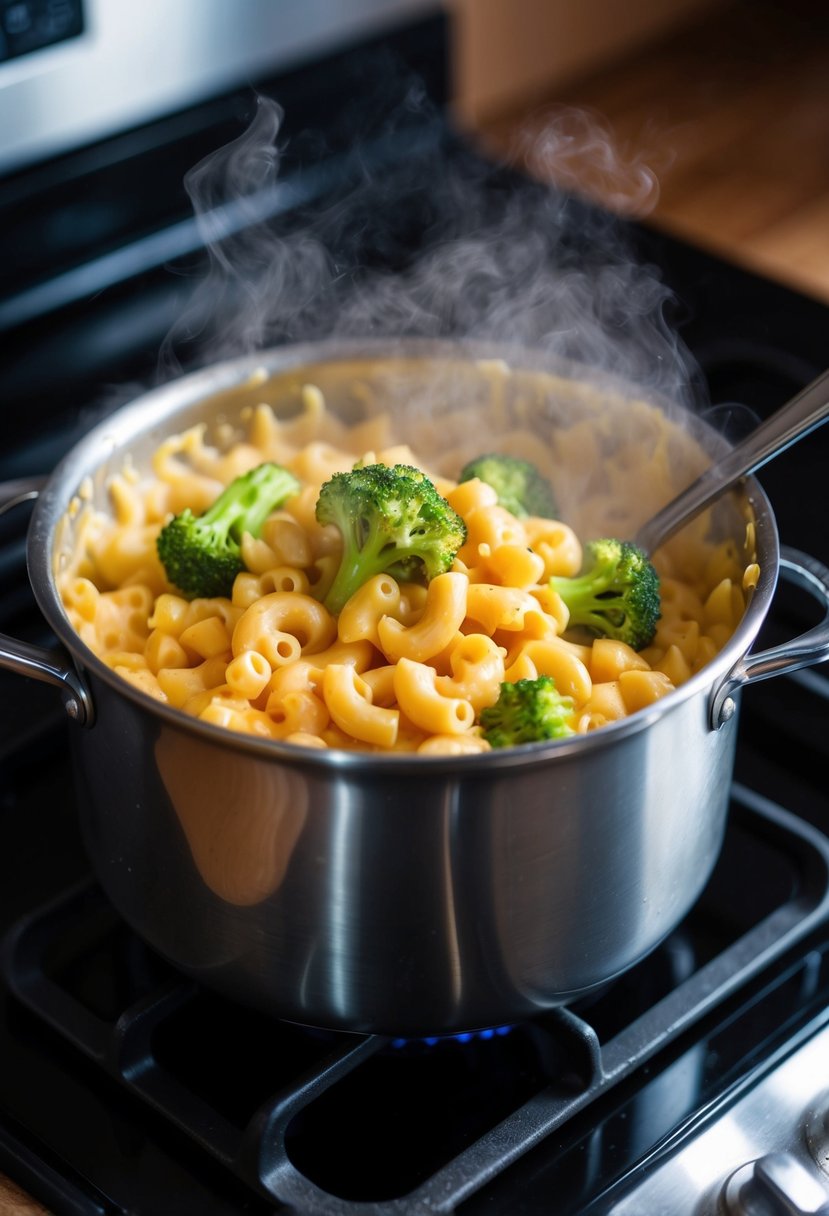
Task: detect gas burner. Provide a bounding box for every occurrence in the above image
[387,1025,516,1049]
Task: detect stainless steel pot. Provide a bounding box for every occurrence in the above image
[2,340,829,1035]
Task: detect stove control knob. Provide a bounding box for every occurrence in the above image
[723,1152,829,1214]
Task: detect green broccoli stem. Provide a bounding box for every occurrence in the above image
[552,553,616,593]
[323,523,399,616]
[204,463,297,542]
[551,562,621,619]
[549,539,661,650]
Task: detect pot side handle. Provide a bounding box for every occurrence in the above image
[710,546,829,730]
[0,634,93,726]
[0,476,94,727]
[0,475,48,517]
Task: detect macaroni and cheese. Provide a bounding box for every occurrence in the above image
[58,378,754,754]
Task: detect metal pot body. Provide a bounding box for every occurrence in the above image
[71,660,736,1034]
[5,340,827,1035]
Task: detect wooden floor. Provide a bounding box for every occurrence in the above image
[468,0,829,304]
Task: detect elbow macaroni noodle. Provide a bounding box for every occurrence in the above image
[58,382,753,754]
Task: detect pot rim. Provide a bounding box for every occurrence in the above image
[27,337,780,771]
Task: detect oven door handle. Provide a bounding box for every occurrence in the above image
[0,475,94,727]
[710,546,829,729]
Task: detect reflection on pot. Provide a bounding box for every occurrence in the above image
[155,731,308,906]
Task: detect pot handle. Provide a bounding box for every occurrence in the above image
[710,546,829,729]
[0,476,94,727]
[0,474,48,517]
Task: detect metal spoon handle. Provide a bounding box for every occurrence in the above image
[634,368,829,555]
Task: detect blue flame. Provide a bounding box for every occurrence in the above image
[389,1025,514,1049]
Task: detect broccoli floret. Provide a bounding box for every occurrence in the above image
[315,463,467,615]
[156,462,300,599]
[480,676,575,748]
[459,453,556,518]
[550,538,660,651]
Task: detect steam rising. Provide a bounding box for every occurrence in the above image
[160,92,702,409]
[518,105,664,217]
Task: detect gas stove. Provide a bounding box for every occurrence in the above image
[3,764,829,1215]
[2,6,829,1214]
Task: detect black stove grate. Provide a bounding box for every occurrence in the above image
[4,786,829,1215]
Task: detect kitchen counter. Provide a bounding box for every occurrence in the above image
[464,0,829,304]
[0,1176,48,1215]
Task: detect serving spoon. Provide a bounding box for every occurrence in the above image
[634,368,829,555]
